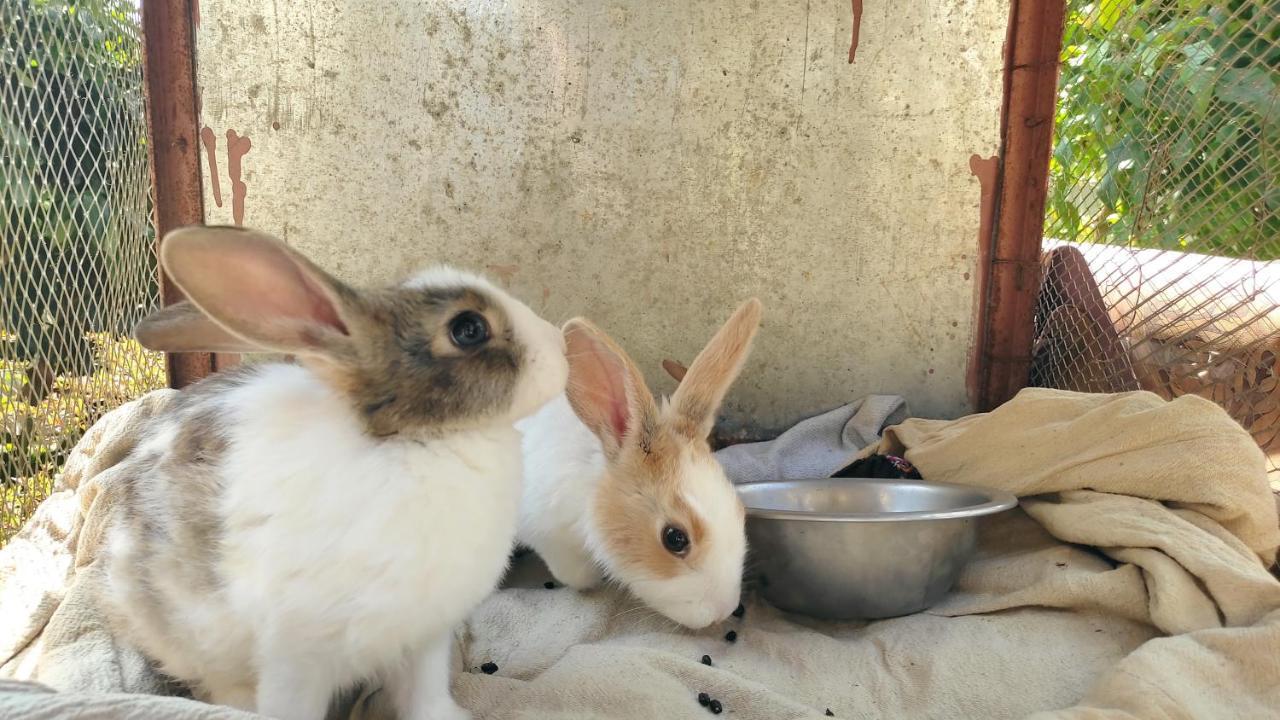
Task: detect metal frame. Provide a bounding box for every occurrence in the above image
[972,0,1067,410]
[141,0,235,388]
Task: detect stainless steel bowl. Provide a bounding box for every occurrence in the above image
[739,478,1017,620]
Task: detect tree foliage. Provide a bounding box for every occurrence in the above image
[0,0,154,371]
[1047,0,1279,259]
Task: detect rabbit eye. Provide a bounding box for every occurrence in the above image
[661,525,690,556]
[448,311,490,349]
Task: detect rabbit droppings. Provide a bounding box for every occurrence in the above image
[103,226,567,720]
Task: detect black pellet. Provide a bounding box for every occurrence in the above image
[543,581,556,589]
[724,630,737,643]
[709,699,723,714]
[732,603,745,618]
[826,710,835,717]
[479,662,498,675]
[701,654,712,666]
[697,692,711,707]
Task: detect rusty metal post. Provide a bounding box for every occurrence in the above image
[974,0,1067,410]
[141,0,229,388]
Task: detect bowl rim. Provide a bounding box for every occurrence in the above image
[738,478,1019,522]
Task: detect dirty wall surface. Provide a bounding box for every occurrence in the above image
[196,0,1008,432]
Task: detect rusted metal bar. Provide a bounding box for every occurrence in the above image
[974,0,1067,410]
[142,0,230,387]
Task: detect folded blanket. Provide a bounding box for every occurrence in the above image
[2,388,1278,720]
[871,389,1280,635]
[1,390,182,693]
[714,395,909,484]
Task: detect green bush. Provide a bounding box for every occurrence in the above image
[1047,0,1279,259]
[1,1,161,541]
[1,0,157,374]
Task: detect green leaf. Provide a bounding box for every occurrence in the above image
[1094,0,1136,32]
[1122,76,1149,105]
[1053,196,1083,241]
[1158,223,1184,251]
[1215,67,1278,114]
[1179,40,1213,69]
[1098,172,1120,211]
[1054,135,1076,169]
[1169,130,1198,173]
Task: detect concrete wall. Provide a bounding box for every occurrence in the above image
[195,0,1008,433]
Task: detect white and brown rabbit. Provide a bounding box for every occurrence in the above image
[102,226,567,720]
[517,299,761,628]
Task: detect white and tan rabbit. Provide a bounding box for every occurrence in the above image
[517,299,761,628]
[102,226,567,720]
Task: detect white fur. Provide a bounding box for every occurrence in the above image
[105,272,567,720]
[516,395,608,589]
[516,395,746,629]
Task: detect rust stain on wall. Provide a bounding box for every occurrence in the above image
[848,0,864,63]
[226,130,252,225]
[199,126,223,207]
[192,0,200,27]
[969,154,998,257]
[966,153,1000,407]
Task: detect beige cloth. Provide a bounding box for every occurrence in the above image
[2,387,1278,719]
[1,391,182,693]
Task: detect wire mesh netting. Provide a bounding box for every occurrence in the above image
[1030,0,1280,480]
[1,0,163,543]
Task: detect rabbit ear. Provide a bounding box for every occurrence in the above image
[669,299,762,441]
[134,301,259,353]
[563,318,658,460]
[157,226,358,360]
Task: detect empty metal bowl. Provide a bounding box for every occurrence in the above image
[739,478,1017,620]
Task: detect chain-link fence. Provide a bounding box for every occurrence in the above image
[1030,0,1280,480]
[1,0,164,543]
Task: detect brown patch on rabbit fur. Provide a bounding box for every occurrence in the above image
[169,404,231,467]
[305,285,524,437]
[591,412,711,580]
[105,368,260,691]
[123,368,258,568]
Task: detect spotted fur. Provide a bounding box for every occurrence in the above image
[328,284,523,437]
[103,226,568,720]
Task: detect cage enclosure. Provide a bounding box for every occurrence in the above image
[2,0,1278,543]
[1026,0,1280,483]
